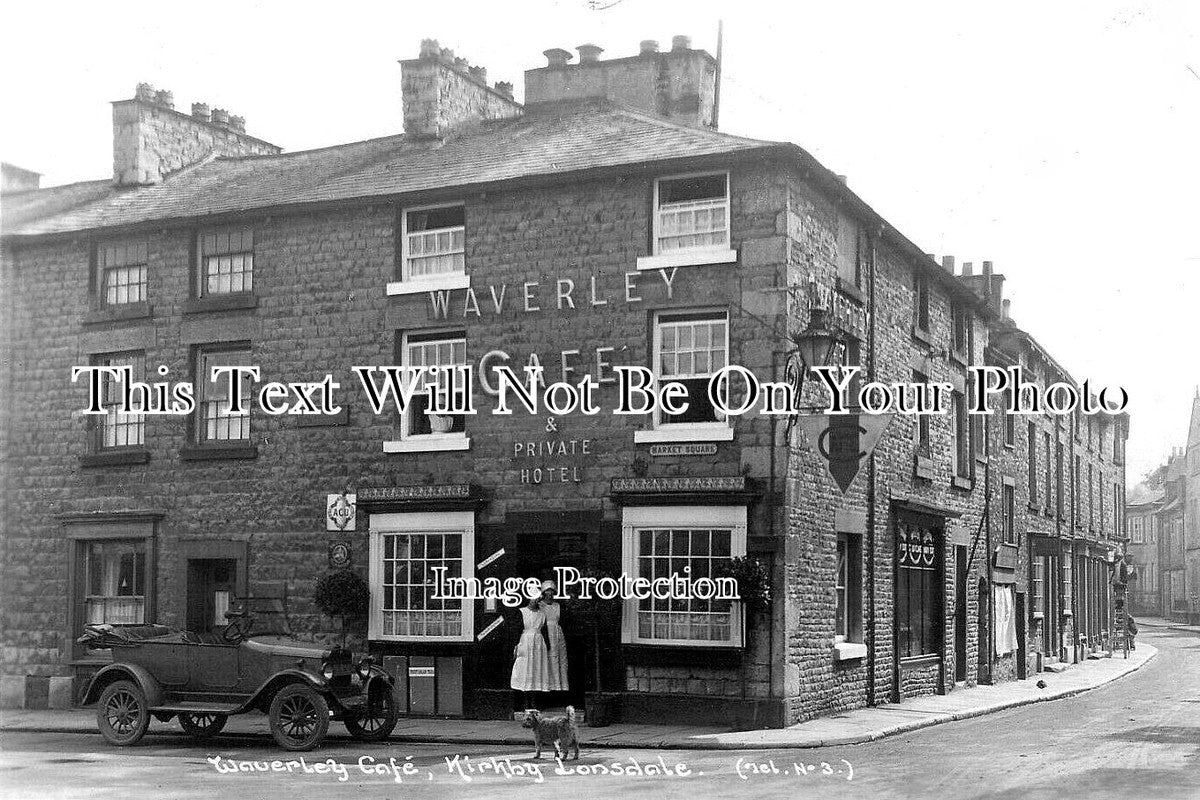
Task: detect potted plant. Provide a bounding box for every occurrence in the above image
[314,570,370,647]
[428,413,454,433]
[571,569,622,727]
[716,556,773,731]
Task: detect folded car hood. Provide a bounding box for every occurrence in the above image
[242,635,331,659]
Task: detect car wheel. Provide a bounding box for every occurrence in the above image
[97,680,150,746]
[178,712,228,738]
[344,685,398,742]
[269,684,330,751]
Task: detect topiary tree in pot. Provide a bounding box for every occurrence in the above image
[716,555,774,731]
[313,570,370,647]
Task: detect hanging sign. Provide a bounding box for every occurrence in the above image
[795,413,892,493]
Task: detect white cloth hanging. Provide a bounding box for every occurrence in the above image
[993,584,1017,656]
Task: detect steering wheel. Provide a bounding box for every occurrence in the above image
[221,613,252,643]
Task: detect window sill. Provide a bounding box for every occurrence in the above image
[951,475,974,491]
[83,303,153,325]
[79,450,150,467]
[832,641,867,661]
[1004,442,1016,451]
[949,348,969,367]
[911,327,933,347]
[386,273,470,295]
[180,444,258,461]
[183,294,258,314]
[383,436,471,453]
[900,654,941,668]
[636,248,738,271]
[634,426,734,444]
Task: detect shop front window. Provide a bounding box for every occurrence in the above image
[896,518,943,658]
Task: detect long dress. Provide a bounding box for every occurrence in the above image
[510,606,551,692]
[542,601,569,692]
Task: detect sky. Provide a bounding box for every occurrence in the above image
[1,0,1196,483]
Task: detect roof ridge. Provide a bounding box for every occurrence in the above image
[216,131,409,162]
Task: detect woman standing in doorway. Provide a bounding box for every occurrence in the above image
[540,579,569,692]
[510,594,551,709]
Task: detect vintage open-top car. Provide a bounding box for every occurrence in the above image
[77,603,397,751]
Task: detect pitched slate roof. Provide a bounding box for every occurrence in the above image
[1,100,777,238]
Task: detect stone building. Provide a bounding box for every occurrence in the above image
[1126,482,1164,615]
[0,36,1128,721]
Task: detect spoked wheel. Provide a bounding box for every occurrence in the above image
[97,680,150,746]
[344,685,397,742]
[269,684,329,751]
[178,712,228,738]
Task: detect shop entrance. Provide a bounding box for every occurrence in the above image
[512,528,590,711]
[186,558,237,634]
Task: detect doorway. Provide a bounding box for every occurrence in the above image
[1015,592,1028,679]
[954,545,968,683]
[186,558,237,634]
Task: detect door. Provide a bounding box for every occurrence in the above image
[977,577,990,684]
[1041,554,1060,660]
[1015,592,1028,679]
[954,545,968,683]
[186,558,237,634]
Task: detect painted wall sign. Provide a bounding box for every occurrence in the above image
[326,492,356,531]
[993,543,1018,571]
[408,666,435,678]
[513,436,592,485]
[649,443,718,457]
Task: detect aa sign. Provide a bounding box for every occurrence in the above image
[794,413,892,493]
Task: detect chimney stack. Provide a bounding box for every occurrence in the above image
[525,35,719,129]
[942,255,955,274]
[963,262,974,276]
[1002,298,1011,319]
[112,83,280,185]
[401,39,523,138]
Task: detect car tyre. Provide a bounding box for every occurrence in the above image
[269,684,330,751]
[97,680,150,746]
[178,712,228,738]
[344,684,398,742]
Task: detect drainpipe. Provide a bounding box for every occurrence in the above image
[866,230,878,706]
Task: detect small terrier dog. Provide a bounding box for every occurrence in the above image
[521,706,580,760]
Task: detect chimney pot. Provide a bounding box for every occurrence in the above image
[191,102,211,122]
[135,83,156,103]
[439,47,455,64]
[494,80,514,99]
[1002,299,1011,319]
[942,255,956,274]
[577,43,603,63]
[210,108,230,127]
[963,262,974,276]
[671,35,692,51]
[543,48,573,67]
[469,65,487,83]
[836,174,848,185]
[639,39,660,55]
[419,39,441,59]
[153,90,174,109]
[454,56,469,72]
[229,115,246,133]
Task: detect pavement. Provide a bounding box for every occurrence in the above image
[0,638,1157,751]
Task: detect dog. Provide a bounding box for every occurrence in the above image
[521,706,580,760]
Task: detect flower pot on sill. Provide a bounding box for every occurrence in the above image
[428,414,454,433]
[586,691,620,728]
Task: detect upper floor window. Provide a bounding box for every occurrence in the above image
[200,228,253,296]
[1027,422,1038,504]
[913,371,931,457]
[402,205,465,281]
[951,302,969,356]
[98,241,148,306]
[837,217,867,289]
[196,345,252,443]
[396,332,469,450]
[913,273,930,334]
[653,173,729,254]
[642,311,731,442]
[1002,482,1016,544]
[93,351,146,450]
[951,390,971,480]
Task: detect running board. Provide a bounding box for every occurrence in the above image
[152,702,243,714]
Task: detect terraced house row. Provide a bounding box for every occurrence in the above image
[0,35,1128,725]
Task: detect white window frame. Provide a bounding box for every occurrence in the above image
[195,345,252,443]
[368,511,475,643]
[620,505,747,648]
[634,310,733,444]
[383,331,471,453]
[94,351,146,449]
[637,171,737,271]
[198,227,254,296]
[387,203,470,296]
[98,241,149,307]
